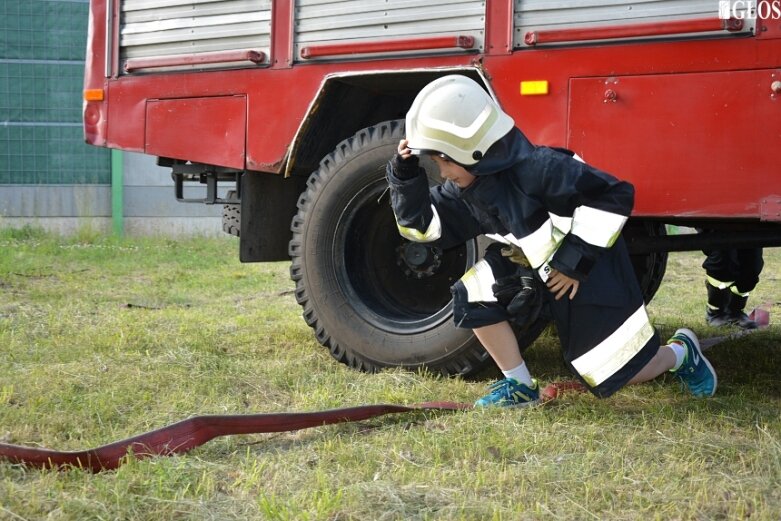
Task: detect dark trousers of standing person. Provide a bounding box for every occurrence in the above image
[702,247,764,329]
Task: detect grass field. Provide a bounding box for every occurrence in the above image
[0,226,779,520]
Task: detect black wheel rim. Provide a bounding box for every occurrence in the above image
[332,176,476,334]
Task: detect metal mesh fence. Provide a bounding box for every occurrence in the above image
[0,126,109,184]
[0,0,110,185]
[1,0,91,61]
[1,62,84,123]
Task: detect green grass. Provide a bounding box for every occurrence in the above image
[0,226,779,520]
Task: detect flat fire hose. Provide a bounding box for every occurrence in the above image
[0,382,587,472]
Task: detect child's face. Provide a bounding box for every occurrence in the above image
[432,155,476,189]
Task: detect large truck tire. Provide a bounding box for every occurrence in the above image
[289,120,499,376]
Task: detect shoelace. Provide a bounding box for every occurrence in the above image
[487,379,515,398]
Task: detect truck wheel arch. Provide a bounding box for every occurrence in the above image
[240,68,488,262]
[283,68,487,178]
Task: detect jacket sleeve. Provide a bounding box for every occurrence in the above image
[514,147,634,281]
[385,159,481,250]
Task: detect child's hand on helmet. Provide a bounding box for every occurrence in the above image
[392,139,420,180]
[398,139,414,160]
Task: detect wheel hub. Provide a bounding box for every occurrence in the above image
[396,241,443,279]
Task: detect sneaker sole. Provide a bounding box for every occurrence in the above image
[506,399,540,409]
[677,327,718,397]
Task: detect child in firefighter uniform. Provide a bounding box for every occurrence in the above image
[386,75,717,407]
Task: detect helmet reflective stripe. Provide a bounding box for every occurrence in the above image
[419,103,495,140]
[406,75,514,166]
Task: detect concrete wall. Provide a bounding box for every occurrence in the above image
[121,152,226,237]
[0,151,226,236]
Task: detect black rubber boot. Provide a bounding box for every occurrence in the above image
[705,283,732,327]
[726,294,758,330]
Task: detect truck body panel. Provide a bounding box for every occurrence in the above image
[145,95,247,169]
[568,69,779,218]
[90,26,780,219]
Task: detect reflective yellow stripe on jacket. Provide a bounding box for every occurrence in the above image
[572,205,627,248]
[571,305,655,387]
[396,205,442,243]
[460,260,498,303]
[487,213,572,281]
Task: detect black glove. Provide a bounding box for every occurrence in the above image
[492,273,543,328]
[392,153,420,180]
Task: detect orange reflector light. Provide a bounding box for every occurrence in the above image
[520,81,549,96]
[84,89,105,101]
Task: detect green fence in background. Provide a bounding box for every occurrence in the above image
[0,0,110,185]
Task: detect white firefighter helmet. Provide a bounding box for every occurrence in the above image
[406,75,515,166]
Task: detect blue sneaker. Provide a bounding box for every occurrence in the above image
[474,378,540,408]
[669,328,717,397]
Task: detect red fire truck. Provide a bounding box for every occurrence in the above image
[83,0,781,376]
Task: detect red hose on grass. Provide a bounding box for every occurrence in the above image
[0,382,586,472]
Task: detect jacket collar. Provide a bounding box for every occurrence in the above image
[467,128,536,176]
